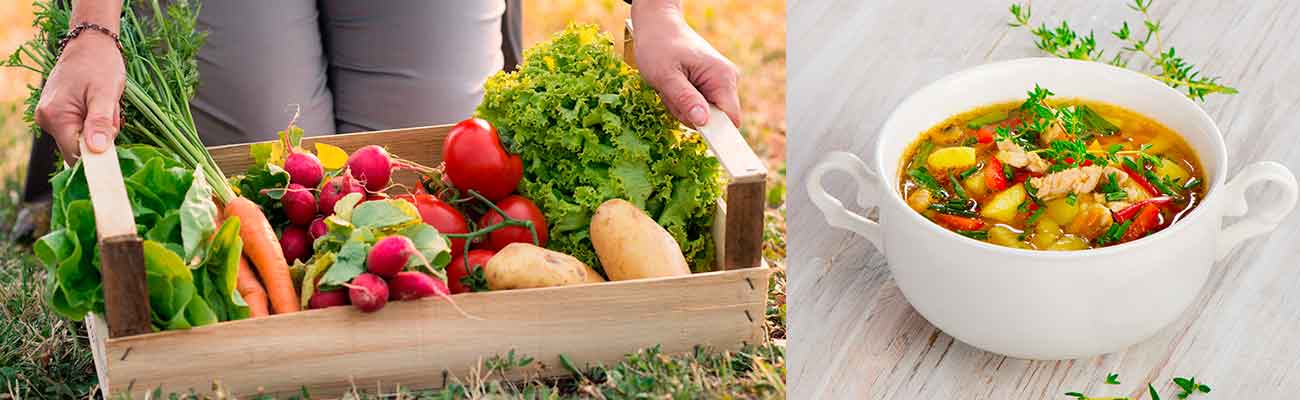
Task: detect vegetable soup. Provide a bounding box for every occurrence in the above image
[898,86,1206,250]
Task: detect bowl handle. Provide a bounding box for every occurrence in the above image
[1216,161,1299,260]
[806,151,884,250]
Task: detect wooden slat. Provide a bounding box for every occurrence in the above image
[208,124,452,185]
[104,267,771,397]
[79,141,152,338]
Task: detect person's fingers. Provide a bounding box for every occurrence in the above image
[694,59,742,127]
[34,96,84,162]
[82,84,120,154]
[653,66,711,128]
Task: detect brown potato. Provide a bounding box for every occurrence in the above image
[484,243,605,290]
[590,199,692,281]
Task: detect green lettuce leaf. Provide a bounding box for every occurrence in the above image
[179,168,218,261]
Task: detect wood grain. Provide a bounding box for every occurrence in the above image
[787,0,1300,399]
[103,266,771,397]
[98,236,152,338]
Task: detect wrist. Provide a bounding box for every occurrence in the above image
[631,0,684,28]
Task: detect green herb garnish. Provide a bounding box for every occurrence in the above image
[1008,0,1237,101]
[949,171,969,200]
[1097,220,1133,246]
[909,168,950,199]
[958,164,982,180]
[1066,192,1078,206]
[929,199,978,217]
[1076,104,1119,136]
[957,230,989,240]
[1106,373,1121,385]
[1172,376,1211,398]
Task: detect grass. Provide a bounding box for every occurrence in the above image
[0,1,785,398]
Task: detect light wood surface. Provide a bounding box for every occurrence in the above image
[787,1,1300,399]
[102,266,770,397]
[79,141,154,337]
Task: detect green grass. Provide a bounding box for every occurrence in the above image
[0,242,99,398]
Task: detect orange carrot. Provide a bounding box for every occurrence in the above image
[236,256,270,317]
[225,197,300,314]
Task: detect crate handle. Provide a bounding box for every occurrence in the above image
[624,20,768,270]
[79,140,153,338]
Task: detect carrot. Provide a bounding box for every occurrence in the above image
[225,196,300,314]
[236,256,270,317]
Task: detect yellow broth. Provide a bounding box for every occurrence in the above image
[897,96,1205,250]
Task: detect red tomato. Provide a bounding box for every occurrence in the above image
[446,249,494,294]
[1114,196,1172,221]
[478,195,548,251]
[984,157,1008,192]
[934,214,984,231]
[442,118,523,202]
[397,194,470,257]
[976,126,995,144]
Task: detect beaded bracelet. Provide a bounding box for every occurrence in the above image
[57,22,123,55]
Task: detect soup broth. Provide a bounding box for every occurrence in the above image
[898,87,1205,250]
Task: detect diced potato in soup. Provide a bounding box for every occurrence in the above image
[898,87,1205,250]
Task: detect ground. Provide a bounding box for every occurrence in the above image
[0,1,785,398]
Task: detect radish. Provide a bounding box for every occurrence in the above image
[319,172,365,214]
[387,271,449,301]
[308,288,349,309]
[347,273,389,312]
[367,235,414,278]
[347,145,393,192]
[308,216,328,240]
[285,152,324,188]
[282,183,318,226]
[279,225,313,263]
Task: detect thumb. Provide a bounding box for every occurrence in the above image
[81,88,120,154]
[655,69,711,128]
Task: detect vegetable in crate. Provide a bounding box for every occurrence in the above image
[34,145,250,330]
[297,194,452,309]
[590,199,691,281]
[484,243,605,290]
[477,24,723,272]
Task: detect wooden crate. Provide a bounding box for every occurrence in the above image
[84,22,770,397]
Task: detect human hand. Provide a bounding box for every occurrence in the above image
[35,30,125,163]
[631,1,741,129]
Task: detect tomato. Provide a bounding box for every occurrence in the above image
[1113,196,1172,221]
[934,214,984,231]
[976,126,995,144]
[984,157,1008,192]
[478,195,548,251]
[442,118,523,202]
[397,194,470,257]
[1120,203,1163,243]
[446,249,493,294]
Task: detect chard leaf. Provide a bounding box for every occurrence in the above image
[179,168,219,261]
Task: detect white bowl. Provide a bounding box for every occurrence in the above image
[806,58,1299,359]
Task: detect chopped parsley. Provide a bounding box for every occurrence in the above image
[1096,219,1133,246]
[957,230,989,240]
[929,198,978,217]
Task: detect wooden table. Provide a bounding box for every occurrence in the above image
[787,0,1300,398]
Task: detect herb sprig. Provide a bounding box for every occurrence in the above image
[1008,0,1237,101]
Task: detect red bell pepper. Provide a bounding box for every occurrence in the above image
[1114,196,1172,221]
[1120,203,1163,243]
[935,214,985,231]
[976,126,995,144]
[984,157,1008,192]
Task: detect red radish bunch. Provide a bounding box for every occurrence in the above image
[347,273,389,313]
[285,152,324,188]
[279,225,313,263]
[348,145,394,192]
[282,183,318,226]
[318,172,365,213]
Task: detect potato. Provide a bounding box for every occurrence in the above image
[1065,203,1113,240]
[1156,158,1190,183]
[980,184,1026,223]
[988,226,1026,249]
[591,199,692,280]
[927,146,977,171]
[963,171,988,198]
[907,189,934,212]
[484,243,605,290]
[1047,235,1089,251]
[1044,197,1080,225]
[1031,219,1062,249]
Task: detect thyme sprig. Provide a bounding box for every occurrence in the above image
[1008,0,1237,101]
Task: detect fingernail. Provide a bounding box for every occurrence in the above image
[89,132,108,152]
[688,105,709,127]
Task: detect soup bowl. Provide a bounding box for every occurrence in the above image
[806,57,1298,359]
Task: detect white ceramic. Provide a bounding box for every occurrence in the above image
[806,58,1299,359]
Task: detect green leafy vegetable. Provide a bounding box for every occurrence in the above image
[476,25,723,271]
